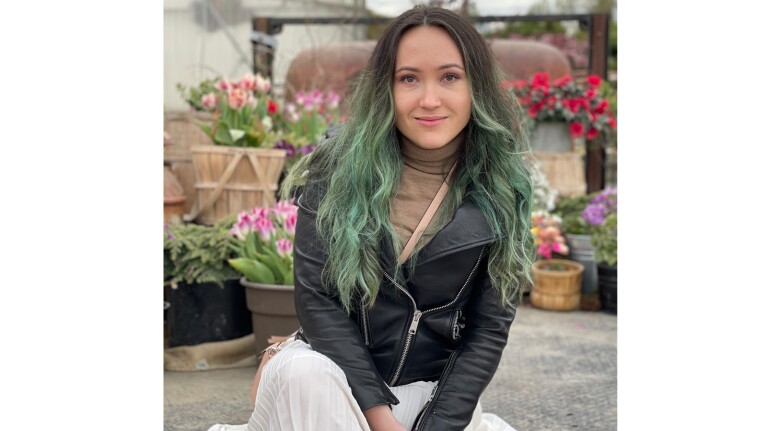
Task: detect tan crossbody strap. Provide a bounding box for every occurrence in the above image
[398,160,459,265]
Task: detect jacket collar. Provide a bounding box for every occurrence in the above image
[380,199,498,271]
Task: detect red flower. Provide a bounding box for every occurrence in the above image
[569,121,584,138]
[267,99,278,114]
[587,75,601,87]
[553,75,572,87]
[593,100,608,115]
[586,127,599,140]
[608,115,617,129]
[585,88,597,99]
[531,73,549,89]
[529,101,544,117]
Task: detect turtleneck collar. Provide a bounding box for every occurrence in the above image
[400,133,463,175]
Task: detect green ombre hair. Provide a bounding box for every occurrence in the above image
[281,5,535,313]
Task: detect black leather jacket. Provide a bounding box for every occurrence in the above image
[293,182,516,431]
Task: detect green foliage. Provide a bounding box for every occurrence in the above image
[176,79,220,111]
[554,193,597,235]
[592,212,617,265]
[163,219,240,288]
[229,231,293,285]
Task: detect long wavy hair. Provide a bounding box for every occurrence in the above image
[281,5,535,313]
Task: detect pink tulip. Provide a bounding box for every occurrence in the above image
[216,79,231,91]
[255,74,271,93]
[284,212,297,236]
[240,73,256,91]
[201,92,218,110]
[227,87,249,109]
[276,238,293,258]
[255,217,275,242]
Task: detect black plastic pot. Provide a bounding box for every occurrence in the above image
[597,264,617,314]
[164,279,253,347]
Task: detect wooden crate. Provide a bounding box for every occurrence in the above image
[186,146,287,225]
[164,111,215,213]
[532,151,587,197]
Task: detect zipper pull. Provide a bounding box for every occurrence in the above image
[409,310,422,334]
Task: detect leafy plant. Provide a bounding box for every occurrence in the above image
[553,193,598,235]
[592,212,617,265]
[582,187,618,265]
[228,200,298,285]
[163,217,240,288]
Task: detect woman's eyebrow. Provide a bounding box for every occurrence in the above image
[394,63,465,74]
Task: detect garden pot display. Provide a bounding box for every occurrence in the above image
[164,279,253,347]
[184,145,287,225]
[530,259,584,311]
[240,278,299,354]
[565,233,599,295]
[598,264,617,314]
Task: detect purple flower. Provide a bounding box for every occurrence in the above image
[582,203,607,226]
[300,144,316,155]
[274,139,296,157]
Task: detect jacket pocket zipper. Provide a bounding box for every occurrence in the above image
[412,349,460,431]
[383,246,486,386]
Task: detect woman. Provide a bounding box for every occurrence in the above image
[227,5,534,431]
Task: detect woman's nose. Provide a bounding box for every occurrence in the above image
[419,83,441,109]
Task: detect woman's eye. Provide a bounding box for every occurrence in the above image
[401,76,416,84]
[444,73,459,82]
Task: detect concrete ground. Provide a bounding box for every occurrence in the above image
[164,303,617,431]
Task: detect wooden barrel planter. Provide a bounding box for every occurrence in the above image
[531,259,584,311]
[185,146,287,225]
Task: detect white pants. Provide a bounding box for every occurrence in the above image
[246,339,515,431]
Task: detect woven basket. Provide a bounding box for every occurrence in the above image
[185,145,287,225]
[531,259,584,311]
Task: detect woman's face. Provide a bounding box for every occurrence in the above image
[393,26,471,150]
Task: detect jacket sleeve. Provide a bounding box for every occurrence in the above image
[293,183,400,412]
[414,250,516,431]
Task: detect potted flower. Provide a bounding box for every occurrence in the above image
[163,219,252,347]
[553,192,600,296]
[178,73,289,226]
[227,199,300,354]
[529,210,584,311]
[275,89,345,172]
[505,72,617,151]
[583,187,618,313]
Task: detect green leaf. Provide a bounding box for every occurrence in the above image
[214,122,234,146]
[254,251,284,285]
[228,258,276,284]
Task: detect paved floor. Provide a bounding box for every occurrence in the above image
[164,304,617,431]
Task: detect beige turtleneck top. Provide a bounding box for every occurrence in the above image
[390,135,463,252]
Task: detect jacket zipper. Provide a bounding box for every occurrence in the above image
[360,300,370,346]
[412,349,460,431]
[383,246,486,386]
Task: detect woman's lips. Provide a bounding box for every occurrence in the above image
[415,116,446,126]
